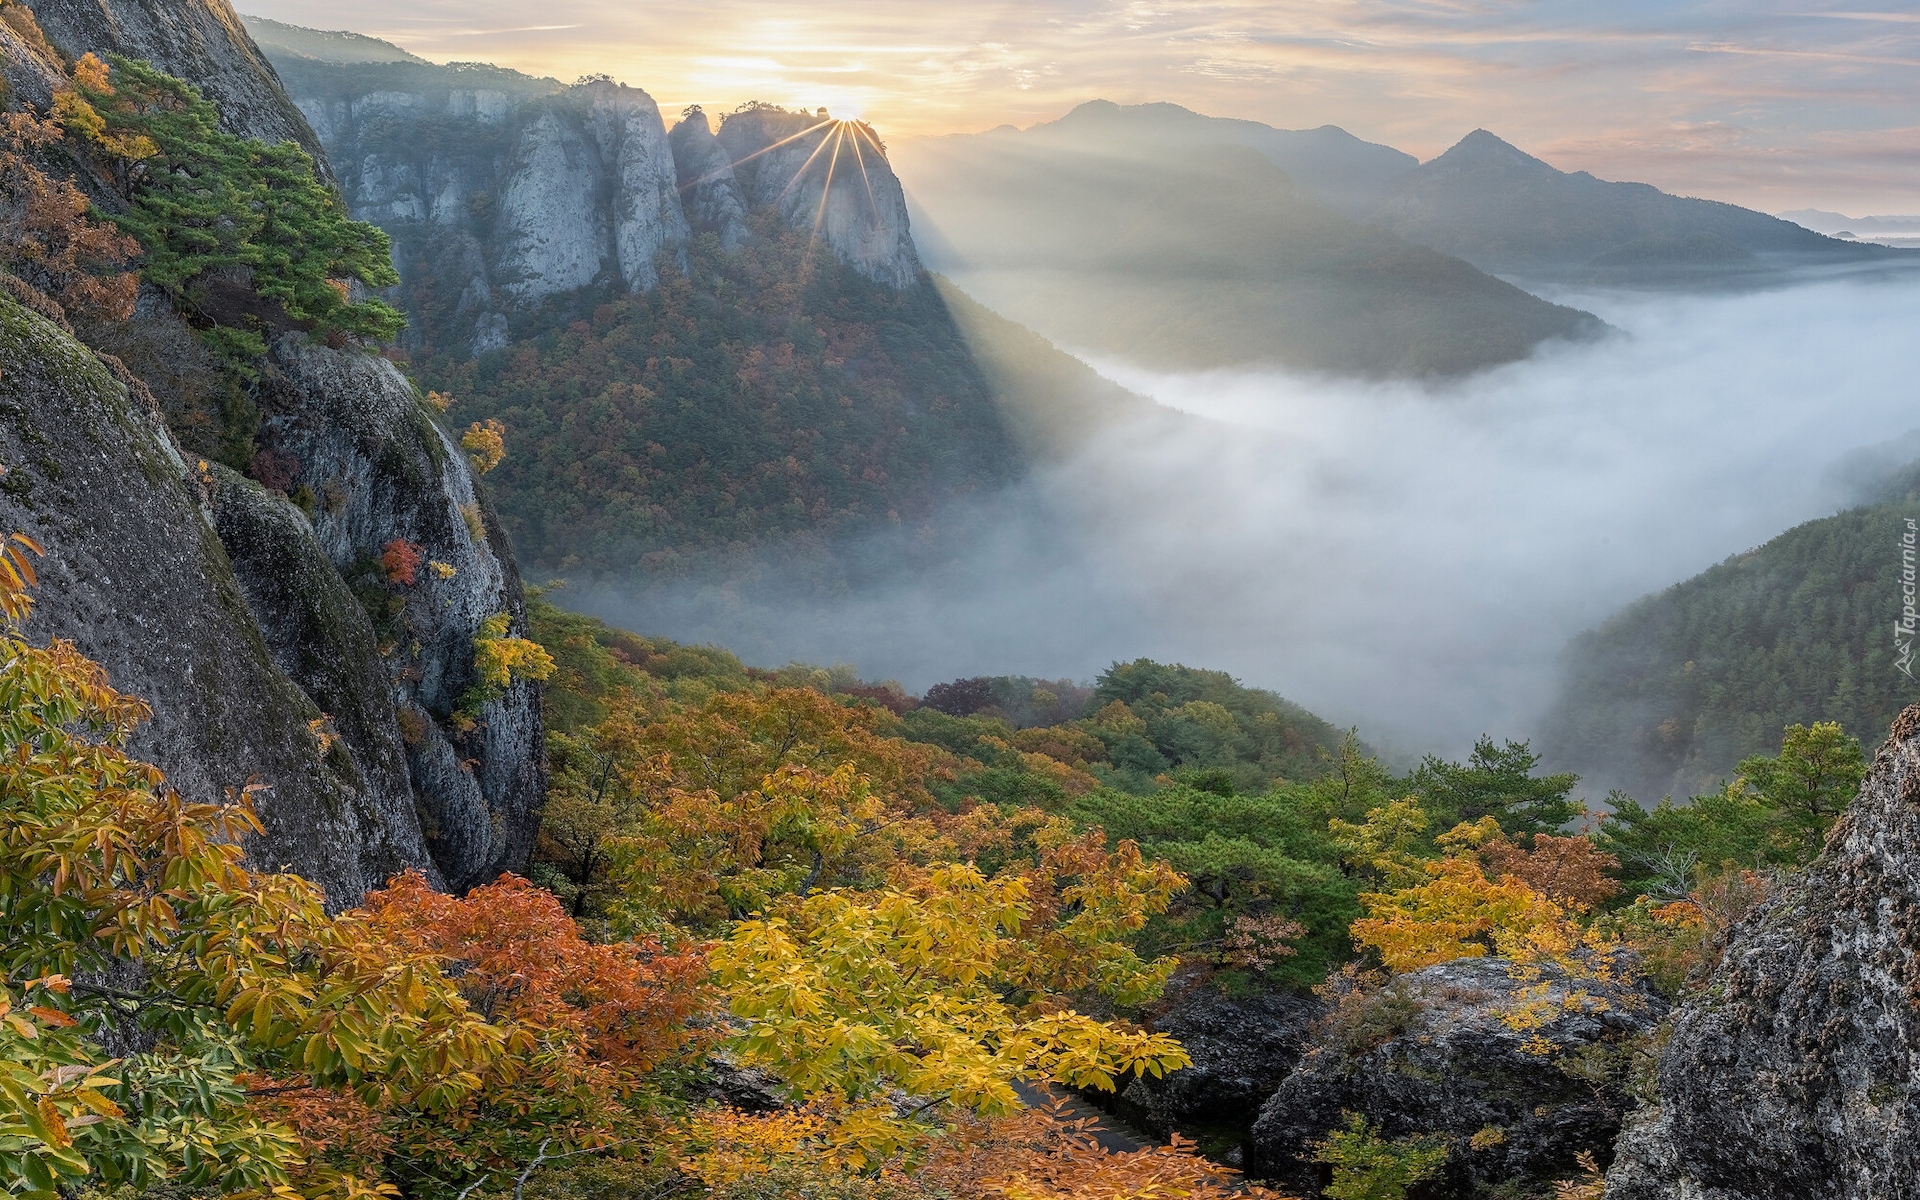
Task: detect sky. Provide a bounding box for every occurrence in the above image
[238,0,1920,215]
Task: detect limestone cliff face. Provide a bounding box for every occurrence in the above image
[669,108,750,250]
[715,106,922,288]
[0,295,433,904]
[1605,708,1920,1200]
[258,44,927,353]
[255,338,544,891]
[22,0,329,172]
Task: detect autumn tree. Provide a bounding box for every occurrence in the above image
[708,860,1189,1164]
[0,65,139,323]
[0,536,506,1196]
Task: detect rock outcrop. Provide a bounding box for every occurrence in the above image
[1604,707,1920,1200]
[255,337,544,891]
[669,107,750,250]
[0,3,548,898]
[1248,957,1665,1197]
[715,106,922,288]
[1117,982,1324,1151]
[0,294,434,904]
[494,82,689,300]
[22,0,329,170]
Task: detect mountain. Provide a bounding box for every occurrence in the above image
[1541,466,1920,801]
[241,14,425,64]
[0,0,545,898]
[25,0,330,171]
[891,106,1602,377]
[1371,130,1904,281]
[1002,98,1420,214]
[255,43,1168,584]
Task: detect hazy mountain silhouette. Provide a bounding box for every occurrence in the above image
[893,103,1601,378]
[1372,130,1905,282]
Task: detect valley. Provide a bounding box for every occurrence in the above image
[1,2,1918,1198]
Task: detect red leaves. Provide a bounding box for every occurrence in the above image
[380,538,424,586]
[360,872,711,1074]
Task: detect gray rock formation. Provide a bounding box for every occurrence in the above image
[1118,982,1323,1147]
[494,83,689,300]
[669,106,750,250]
[1604,706,1920,1200]
[0,293,433,904]
[716,105,921,288]
[22,0,330,173]
[255,336,544,890]
[1248,957,1666,1197]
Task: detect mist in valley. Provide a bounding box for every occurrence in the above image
[576,270,1920,773]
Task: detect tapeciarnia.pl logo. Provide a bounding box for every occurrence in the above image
[1899,518,1917,680]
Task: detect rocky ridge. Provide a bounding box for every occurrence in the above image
[0,0,545,899]
[1604,706,1920,1200]
[254,34,925,354]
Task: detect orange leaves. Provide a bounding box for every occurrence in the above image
[379,538,423,586]
[0,67,142,322]
[920,1098,1294,1200]
[360,872,711,1077]
[1477,831,1621,912]
[0,532,41,624]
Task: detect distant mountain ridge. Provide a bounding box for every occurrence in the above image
[1371,129,1896,281]
[893,102,1602,377]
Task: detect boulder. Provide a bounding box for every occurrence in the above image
[1249,956,1665,1197]
[1119,981,1324,1152]
[1604,706,1920,1200]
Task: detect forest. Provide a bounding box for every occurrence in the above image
[0,28,1901,1200]
[2,529,1867,1196]
[1545,466,1920,801]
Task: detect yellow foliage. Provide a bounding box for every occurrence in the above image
[1330,796,1435,888]
[462,418,506,474]
[1349,857,1578,972]
[709,862,1190,1136]
[472,611,557,692]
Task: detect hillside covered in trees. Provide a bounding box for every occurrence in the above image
[1543,467,1920,800]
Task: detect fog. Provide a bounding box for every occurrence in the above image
[578,271,1920,762]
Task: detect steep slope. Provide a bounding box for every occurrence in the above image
[891,127,1601,377]
[0,292,432,903]
[1606,706,1920,1199]
[1542,472,1920,801]
[0,1,546,895]
[23,0,329,169]
[1373,130,1901,282]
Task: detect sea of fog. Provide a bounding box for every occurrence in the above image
[580,271,1920,764]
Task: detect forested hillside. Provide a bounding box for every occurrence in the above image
[1544,472,1920,799]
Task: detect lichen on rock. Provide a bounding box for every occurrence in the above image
[1248,955,1665,1197]
[1604,705,1920,1200]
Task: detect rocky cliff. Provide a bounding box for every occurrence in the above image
[0,293,431,903]
[1605,707,1920,1200]
[252,34,926,355]
[0,0,546,898]
[22,0,329,171]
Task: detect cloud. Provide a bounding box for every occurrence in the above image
[576,271,1920,767]
[240,0,1920,212]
